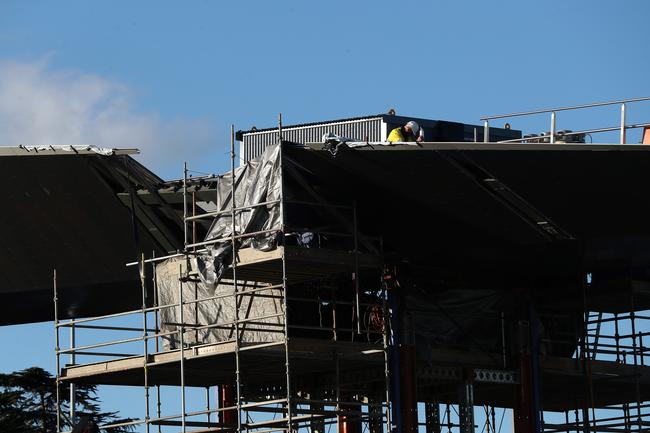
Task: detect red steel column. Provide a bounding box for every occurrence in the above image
[399,344,418,433]
[219,383,237,426]
[513,341,534,433]
[513,288,537,433]
[338,395,362,433]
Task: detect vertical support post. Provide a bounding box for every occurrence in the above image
[491,406,496,433]
[231,124,243,433]
[183,162,188,248]
[513,290,541,433]
[152,251,162,433]
[141,254,151,433]
[501,311,507,368]
[580,278,593,433]
[382,283,393,433]
[69,322,76,425]
[623,403,631,433]
[483,120,489,143]
[529,305,543,433]
[206,387,211,424]
[53,269,61,433]
[445,404,452,433]
[630,297,643,433]
[219,384,237,426]
[550,112,556,144]
[564,411,569,433]
[425,401,441,433]
[278,113,293,433]
[640,333,645,366]
[620,103,627,144]
[333,289,338,342]
[192,192,197,248]
[388,285,402,433]
[399,343,418,433]
[614,313,621,363]
[338,395,361,433]
[458,372,475,433]
[353,201,361,334]
[368,397,383,433]
[335,350,341,433]
[310,392,325,433]
[179,264,186,433]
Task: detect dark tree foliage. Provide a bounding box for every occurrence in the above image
[0,367,134,433]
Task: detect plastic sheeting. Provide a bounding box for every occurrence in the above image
[155,145,284,349]
[197,144,283,284]
[156,257,284,350]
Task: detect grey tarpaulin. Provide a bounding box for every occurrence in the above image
[156,257,283,350]
[198,143,283,284]
[155,144,284,349]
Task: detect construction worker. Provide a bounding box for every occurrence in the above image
[387,120,424,143]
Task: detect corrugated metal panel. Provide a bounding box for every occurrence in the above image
[241,118,383,162]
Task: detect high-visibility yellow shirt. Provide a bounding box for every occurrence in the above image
[387,127,412,143]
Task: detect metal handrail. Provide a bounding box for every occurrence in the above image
[481,96,650,120]
[498,122,650,144]
[480,96,650,144]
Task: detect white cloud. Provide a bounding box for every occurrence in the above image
[0,58,219,177]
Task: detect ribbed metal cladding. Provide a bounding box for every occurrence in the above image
[241,118,383,162]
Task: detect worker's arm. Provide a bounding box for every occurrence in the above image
[416,127,424,143]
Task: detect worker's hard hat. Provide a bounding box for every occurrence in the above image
[406,121,420,135]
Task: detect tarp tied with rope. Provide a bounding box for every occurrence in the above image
[155,145,284,347]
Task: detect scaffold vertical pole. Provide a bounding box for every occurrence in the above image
[335,350,341,433]
[54,269,61,433]
[550,112,556,144]
[70,321,76,425]
[231,124,243,433]
[383,280,392,433]
[483,120,489,143]
[179,263,186,433]
[279,112,294,433]
[183,162,188,247]
[141,253,150,433]
[491,406,496,433]
[206,387,211,424]
[445,404,451,433]
[152,250,162,433]
[620,103,627,144]
[425,401,440,433]
[630,291,642,432]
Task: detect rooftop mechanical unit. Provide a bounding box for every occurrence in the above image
[236,113,521,163]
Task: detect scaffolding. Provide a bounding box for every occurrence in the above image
[53,121,391,433]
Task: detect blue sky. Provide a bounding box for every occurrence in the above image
[2,0,650,176]
[1,0,650,431]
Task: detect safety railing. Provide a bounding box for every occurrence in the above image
[481,96,650,144]
[54,237,388,433]
[543,402,650,433]
[584,311,650,366]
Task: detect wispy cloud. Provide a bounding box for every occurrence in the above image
[0,57,219,177]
